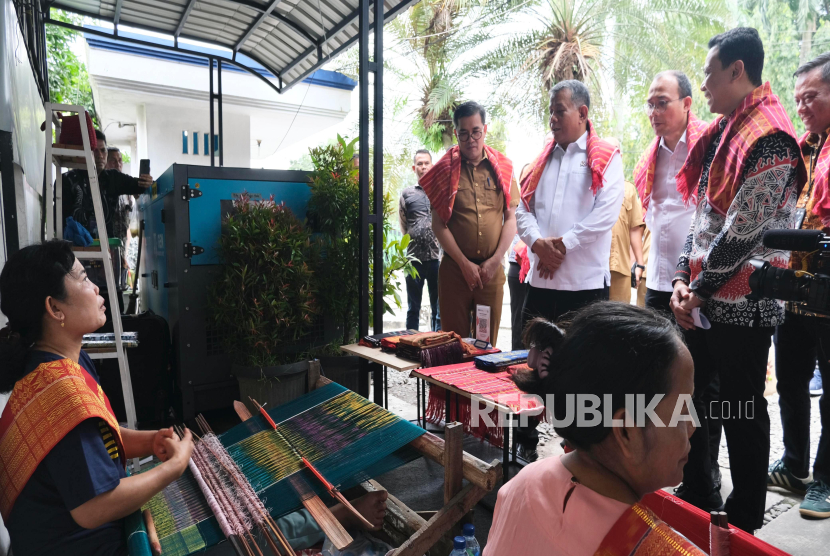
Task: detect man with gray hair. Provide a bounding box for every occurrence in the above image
[766,51,830,519]
[516,80,624,326]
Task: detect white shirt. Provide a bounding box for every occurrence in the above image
[645,131,696,292]
[516,131,624,291]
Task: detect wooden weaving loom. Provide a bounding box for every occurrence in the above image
[136,367,502,556]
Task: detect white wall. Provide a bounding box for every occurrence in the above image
[141,103,250,174]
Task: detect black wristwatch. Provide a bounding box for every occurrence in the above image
[631,263,645,272]
[631,263,645,288]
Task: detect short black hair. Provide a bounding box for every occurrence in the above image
[794,52,830,83]
[413,149,432,164]
[550,80,591,110]
[513,302,683,449]
[107,146,120,153]
[95,129,107,145]
[708,27,764,87]
[656,70,693,100]
[452,101,486,128]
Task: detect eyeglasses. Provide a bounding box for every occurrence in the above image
[645,98,682,115]
[457,130,484,143]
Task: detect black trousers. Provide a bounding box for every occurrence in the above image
[521,283,609,327]
[775,311,830,482]
[515,284,608,450]
[647,287,723,463]
[508,262,528,351]
[682,322,773,532]
[405,259,440,331]
[645,288,673,317]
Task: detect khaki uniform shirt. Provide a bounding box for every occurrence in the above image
[609,181,644,275]
[436,150,520,261]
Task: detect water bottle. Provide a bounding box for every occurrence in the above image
[450,536,467,556]
[463,523,481,556]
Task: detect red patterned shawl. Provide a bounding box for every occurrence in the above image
[634,112,708,218]
[799,131,830,226]
[419,145,514,224]
[676,82,806,215]
[520,120,619,210]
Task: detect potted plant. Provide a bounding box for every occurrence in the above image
[209,193,319,409]
[306,136,418,389]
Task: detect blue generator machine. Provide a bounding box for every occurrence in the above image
[139,165,317,419]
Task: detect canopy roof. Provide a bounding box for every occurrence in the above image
[51,0,415,92]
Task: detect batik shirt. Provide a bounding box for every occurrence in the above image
[399,185,441,262]
[674,120,799,327]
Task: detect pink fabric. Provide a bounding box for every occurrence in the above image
[483,456,629,556]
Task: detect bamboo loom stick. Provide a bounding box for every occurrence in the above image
[249,397,376,531]
[232,401,354,550]
[188,423,295,556]
[142,509,161,556]
[172,425,251,556]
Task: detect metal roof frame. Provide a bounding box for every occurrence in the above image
[48,0,419,92]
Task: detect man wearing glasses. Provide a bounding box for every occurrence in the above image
[634,71,708,316]
[420,101,519,345]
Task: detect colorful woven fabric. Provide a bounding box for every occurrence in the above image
[0,358,124,520]
[594,502,707,556]
[641,490,791,556]
[633,112,708,218]
[415,362,543,448]
[419,145,514,224]
[676,82,807,216]
[474,350,529,371]
[140,382,424,556]
[799,131,830,227]
[520,120,618,210]
[398,331,454,348]
[359,330,416,348]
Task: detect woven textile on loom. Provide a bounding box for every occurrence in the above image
[413,362,543,448]
[473,350,529,371]
[139,382,425,556]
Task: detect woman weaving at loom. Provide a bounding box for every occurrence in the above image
[485,303,704,555]
[0,240,390,556]
[0,240,196,555]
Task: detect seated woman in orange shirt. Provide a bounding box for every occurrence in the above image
[485,303,703,556]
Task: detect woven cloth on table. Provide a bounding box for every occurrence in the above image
[359,330,416,348]
[414,362,543,448]
[474,350,529,371]
[398,331,454,348]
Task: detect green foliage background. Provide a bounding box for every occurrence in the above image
[47,10,97,126]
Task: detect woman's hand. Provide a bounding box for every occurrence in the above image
[163,428,194,472]
[152,427,176,462]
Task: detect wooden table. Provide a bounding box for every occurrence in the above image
[340,343,422,409]
[410,368,530,482]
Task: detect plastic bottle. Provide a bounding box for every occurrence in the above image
[463,523,481,556]
[450,536,467,556]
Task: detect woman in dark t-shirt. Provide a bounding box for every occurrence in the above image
[0,240,193,555]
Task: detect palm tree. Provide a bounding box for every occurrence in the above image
[389,0,498,151]
[468,0,729,124]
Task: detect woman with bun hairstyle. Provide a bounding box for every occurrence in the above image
[0,240,193,555]
[484,302,703,555]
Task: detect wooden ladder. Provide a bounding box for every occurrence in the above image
[43,103,140,443]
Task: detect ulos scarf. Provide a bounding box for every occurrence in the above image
[799,131,830,227]
[633,112,708,217]
[676,82,806,215]
[520,120,618,210]
[0,358,124,520]
[419,145,514,224]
